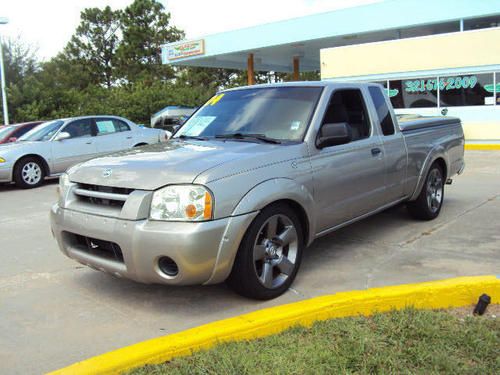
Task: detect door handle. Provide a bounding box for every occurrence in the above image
[86,141,93,144]
[371,147,382,156]
[126,136,132,139]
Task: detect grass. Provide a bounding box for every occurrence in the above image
[129,309,499,375]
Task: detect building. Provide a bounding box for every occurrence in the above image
[162,0,500,142]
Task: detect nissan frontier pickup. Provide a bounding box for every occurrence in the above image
[51,82,465,299]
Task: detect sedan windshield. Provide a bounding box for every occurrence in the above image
[19,120,63,142]
[0,125,15,139]
[175,87,323,142]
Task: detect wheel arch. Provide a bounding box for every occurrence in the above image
[14,154,50,176]
[409,148,449,201]
[205,178,316,285]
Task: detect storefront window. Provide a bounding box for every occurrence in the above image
[389,77,438,108]
[496,72,500,106]
[439,73,493,107]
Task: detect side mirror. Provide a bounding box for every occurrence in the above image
[316,122,352,149]
[8,137,17,143]
[164,130,172,140]
[55,131,71,141]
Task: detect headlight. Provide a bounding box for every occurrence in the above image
[150,185,213,221]
[0,157,5,163]
[58,173,72,203]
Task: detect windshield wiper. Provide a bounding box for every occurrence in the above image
[177,134,208,141]
[215,133,281,144]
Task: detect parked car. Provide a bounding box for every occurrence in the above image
[151,105,196,134]
[51,82,465,300]
[0,115,165,188]
[0,121,44,144]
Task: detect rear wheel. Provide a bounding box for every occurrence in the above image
[13,157,45,189]
[227,203,304,300]
[407,163,444,220]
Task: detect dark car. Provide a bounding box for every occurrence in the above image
[0,121,44,144]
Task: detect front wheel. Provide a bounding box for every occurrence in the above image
[13,157,45,189]
[227,203,304,300]
[407,163,444,220]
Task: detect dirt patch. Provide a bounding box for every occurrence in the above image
[445,304,499,320]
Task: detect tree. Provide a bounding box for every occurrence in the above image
[117,0,184,83]
[65,6,121,87]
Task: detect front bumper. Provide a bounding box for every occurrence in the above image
[0,163,13,183]
[50,204,257,285]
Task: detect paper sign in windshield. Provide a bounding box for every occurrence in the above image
[184,116,216,136]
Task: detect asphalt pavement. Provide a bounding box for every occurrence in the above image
[0,151,499,374]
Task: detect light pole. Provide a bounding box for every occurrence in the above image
[0,17,9,125]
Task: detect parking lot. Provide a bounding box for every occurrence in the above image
[0,150,498,374]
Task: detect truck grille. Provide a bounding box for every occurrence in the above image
[74,183,134,208]
[66,232,124,263]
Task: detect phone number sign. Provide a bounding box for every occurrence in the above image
[404,76,478,93]
[164,39,205,61]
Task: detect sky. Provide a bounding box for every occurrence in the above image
[0,0,381,61]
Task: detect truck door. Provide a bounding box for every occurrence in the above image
[310,88,386,233]
[367,86,407,202]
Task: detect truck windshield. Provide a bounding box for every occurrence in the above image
[19,120,64,142]
[175,87,322,142]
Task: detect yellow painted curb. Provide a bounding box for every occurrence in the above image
[49,275,500,375]
[465,144,500,150]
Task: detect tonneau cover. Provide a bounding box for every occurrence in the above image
[397,115,460,132]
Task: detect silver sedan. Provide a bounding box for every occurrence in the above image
[0,115,166,188]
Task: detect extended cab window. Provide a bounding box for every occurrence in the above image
[322,89,370,142]
[368,86,395,136]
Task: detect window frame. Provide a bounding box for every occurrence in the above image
[61,118,96,139]
[318,87,373,148]
[368,85,396,136]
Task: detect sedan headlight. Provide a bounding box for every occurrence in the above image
[150,185,213,221]
[0,157,6,163]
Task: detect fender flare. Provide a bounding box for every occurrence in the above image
[205,178,316,285]
[409,145,449,201]
[231,178,316,244]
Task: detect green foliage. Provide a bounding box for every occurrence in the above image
[0,0,320,125]
[129,309,500,375]
[65,6,121,87]
[117,0,184,83]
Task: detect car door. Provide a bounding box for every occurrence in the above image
[367,86,407,202]
[94,117,134,153]
[309,88,386,233]
[50,118,97,173]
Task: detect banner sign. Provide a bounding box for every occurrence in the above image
[164,40,205,61]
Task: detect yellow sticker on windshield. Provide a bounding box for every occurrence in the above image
[206,93,224,106]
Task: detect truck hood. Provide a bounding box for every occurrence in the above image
[68,139,292,190]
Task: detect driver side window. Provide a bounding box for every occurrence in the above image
[63,119,94,138]
[322,89,371,142]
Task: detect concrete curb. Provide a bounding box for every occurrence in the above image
[465,144,500,150]
[48,275,500,375]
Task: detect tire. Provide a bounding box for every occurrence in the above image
[13,157,46,189]
[407,163,444,220]
[226,203,304,300]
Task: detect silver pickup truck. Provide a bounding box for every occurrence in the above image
[51,82,465,300]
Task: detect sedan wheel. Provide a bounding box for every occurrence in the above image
[22,162,43,186]
[13,157,46,189]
